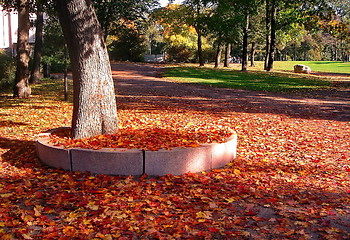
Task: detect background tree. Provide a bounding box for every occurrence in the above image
[248,8,265,66]
[144,19,165,56]
[204,0,241,68]
[13,0,31,98]
[183,0,215,66]
[41,16,68,74]
[235,0,261,71]
[315,0,350,61]
[30,0,44,84]
[55,0,118,139]
[93,0,158,40]
[108,24,147,62]
[152,4,204,63]
[93,0,158,62]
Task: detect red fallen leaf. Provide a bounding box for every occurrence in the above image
[327,211,337,216]
[264,198,278,203]
[252,216,266,221]
[245,210,257,216]
[208,227,220,233]
[49,126,232,151]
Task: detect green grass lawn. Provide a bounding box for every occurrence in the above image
[260,61,350,74]
[164,66,333,93]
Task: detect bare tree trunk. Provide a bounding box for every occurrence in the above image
[250,41,256,67]
[241,14,249,71]
[64,46,69,101]
[214,39,223,68]
[30,6,44,84]
[56,0,118,139]
[267,1,276,71]
[13,0,31,98]
[224,43,231,68]
[195,4,204,67]
[196,28,204,66]
[293,43,296,61]
[264,0,271,70]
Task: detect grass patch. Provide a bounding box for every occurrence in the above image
[272,61,350,74]
[164,67,332,93]
[0,78,73,102]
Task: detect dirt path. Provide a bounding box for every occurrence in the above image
[111,62,350,122]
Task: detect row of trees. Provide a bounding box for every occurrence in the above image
[1,0,121,138]
[150,0,349,70]
[1,0,349,139]
[5,0,349,99]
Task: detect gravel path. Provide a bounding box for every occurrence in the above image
[111,62,350,122]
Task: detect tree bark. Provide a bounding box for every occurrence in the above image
[13,0,31,98]
[64,46,69,101]
[293,43,296,61]
[250,41,256,67]
[267,1,276,71]
[196,27,204,66]
[241,14,249,72]
[264,0,271,70]
[195,4,204,67]
[214,39,223,68]
[56,0,118,139]
[224,43,231,68]
[30,6,44,84]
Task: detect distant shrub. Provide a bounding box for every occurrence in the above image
[108,27,147,62]
[202,48,217,63]
[41,55,70,73]
[165,45,196,63]
[0,51,15,92]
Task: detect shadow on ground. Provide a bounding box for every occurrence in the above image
[0,137,39,171]
[112,63,350,122]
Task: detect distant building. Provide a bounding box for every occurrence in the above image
[0,5,36,56]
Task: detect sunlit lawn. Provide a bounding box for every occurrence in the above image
[269,61,350,74]
[164,66,333,93]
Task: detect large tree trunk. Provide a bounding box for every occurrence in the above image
[250,41,256,67]
[196,28,204,66]
[241,14,249,71]
[214,38,223,68]
[224,43,231,68]
[13,0,31,98]
[267,1,276,71]
[56,0,118,139]
[264,0,271,70]
[30,6,44,84]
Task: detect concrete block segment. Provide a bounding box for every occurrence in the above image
[36,129,237,176]
[70,148,143,175]
[144,146,212,176]
[36,137,71,171]
[210,133,237,169]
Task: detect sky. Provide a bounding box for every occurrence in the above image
[159,0,183,7]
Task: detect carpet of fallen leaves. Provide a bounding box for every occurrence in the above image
[49,126,233,151]
[1,65,350,239]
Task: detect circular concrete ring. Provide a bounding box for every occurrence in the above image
[36,127,237,176]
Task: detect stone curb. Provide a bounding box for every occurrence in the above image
[36,128,237,176]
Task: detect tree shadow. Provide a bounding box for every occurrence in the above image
[0,120,28,127]
[0,137,39,171]
[112,63,350,122]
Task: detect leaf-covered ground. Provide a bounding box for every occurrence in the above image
[0,63,349,239]
[49,125,233,151]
